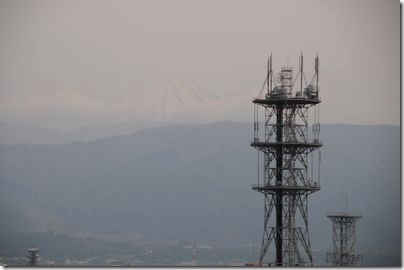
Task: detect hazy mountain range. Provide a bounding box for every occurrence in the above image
[0,121,177,145]
[0,79,254,131]
[0,121,400,265]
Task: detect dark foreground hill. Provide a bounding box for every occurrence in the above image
[0,122,400,265]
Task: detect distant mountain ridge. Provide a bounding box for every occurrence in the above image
[0,122,400,263]
[0,121,177,145]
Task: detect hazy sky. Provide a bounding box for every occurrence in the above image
[0,0,399,130]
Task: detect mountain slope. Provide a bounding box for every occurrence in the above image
[0,122,64,145]
[0,121,176,145]
[0,123,400,258]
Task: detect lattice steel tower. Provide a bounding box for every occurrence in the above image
[326,213,362,266]
[27,245,39,266]
[251,54,321,266]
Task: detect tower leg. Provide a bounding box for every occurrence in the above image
[275,106,283,266]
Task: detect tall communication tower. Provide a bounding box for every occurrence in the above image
[251,54,321,266]
[326,213,362,266]
[27,245,39,266]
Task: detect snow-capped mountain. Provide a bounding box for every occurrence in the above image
[132,80,220,120]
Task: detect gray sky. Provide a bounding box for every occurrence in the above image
[0,0,399,130]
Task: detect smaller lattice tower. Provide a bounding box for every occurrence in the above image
[27,245,40,266]
[192,244,197,266]
[326,213,362,266]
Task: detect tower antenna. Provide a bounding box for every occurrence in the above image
[300,52,304,94]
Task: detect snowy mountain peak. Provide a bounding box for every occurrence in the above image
[134,80,220,119]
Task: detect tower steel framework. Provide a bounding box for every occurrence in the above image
[326,213,362,266]
[251,54,321,266]
[27,246,39,266]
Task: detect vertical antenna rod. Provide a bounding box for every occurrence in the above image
[267,58,270,95]
[270,54,273,94]
[300,53,304,93]
[315,56,319,94]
